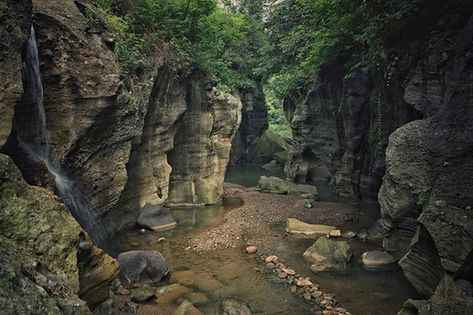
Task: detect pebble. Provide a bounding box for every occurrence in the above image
[296,278,313,287]
[329,230,342,237]
[265,255,278,263]
[342,231,357,238]
[282,268,296,275]
[245,246,257,254]
[258,254,348,313]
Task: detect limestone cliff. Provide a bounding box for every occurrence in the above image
[0,0,31,148]
[283,2,473,306]
[230,86,269,165]
[284,61,420,201]
[2,0,242,239]
[379,13,473,297]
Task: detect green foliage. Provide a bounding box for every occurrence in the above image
[262,0,423,101]
[96,0,267,92]
[264,83,292,138]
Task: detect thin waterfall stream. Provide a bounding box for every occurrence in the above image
[19,26,106,244]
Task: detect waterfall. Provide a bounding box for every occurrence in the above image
[20,26,49,158]
[19,26,106,244]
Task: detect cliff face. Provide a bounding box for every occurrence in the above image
[121,71,242,210]
[230,86,268,165]
[0,0,31,148]
[284,63,419,201]
[2,0,242,238]
[284,2,473,304]
[379,13,473,297]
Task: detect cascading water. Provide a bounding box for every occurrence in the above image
[19,26,49,158]
[19,26,106,244]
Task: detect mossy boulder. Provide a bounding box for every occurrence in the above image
[303,237,352,272]
[0,154,88,313]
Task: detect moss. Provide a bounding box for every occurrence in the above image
[416,190,430,206]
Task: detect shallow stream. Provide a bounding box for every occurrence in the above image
[108,164,417,315]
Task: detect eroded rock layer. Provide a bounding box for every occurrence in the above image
[380,12,473,298]
[2,0,242,237]
[283,2,473,305]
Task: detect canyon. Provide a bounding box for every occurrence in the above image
[0,0,472,314]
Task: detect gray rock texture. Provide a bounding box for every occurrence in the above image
[0,0,31,149]
[230,86,268,165]
[0,153,89,314]
[303,237,352,272]
[2,0,242,238]
[379,13,473,298]
[117,250,169,288]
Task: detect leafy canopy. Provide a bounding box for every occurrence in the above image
[261,0,423,100]
[97,0,267,92]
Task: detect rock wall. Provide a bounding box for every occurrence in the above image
[167,81,242,206]
[1,0,242,237]
[283,2,473,305]
[0,154,89,314]
[230,86,268,165]
[120,71,242,209]
[0,0,31,148]
[379,12,473,297]
[284,63,419,201]
[283,3,473,206]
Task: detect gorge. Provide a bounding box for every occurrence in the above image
[1,0,472,314]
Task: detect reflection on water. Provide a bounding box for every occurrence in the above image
[108,165,416,314]
[274,235,418,315]
[110,204,313,314]
[226,164,353,203]
[225,163,285,187]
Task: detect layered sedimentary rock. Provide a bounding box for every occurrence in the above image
[118,71,241,211]
[282,2,473,306]
[284,64,419,201]
[167,84,242,206]
[230,86,269,164]
[0,154,89,313]
[2,0,242,238]
[379,11,473,299]
[0,0,32,148]
[78,232,119,310]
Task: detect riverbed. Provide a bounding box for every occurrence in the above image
[108,164,417,314]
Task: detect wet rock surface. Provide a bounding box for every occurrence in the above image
[258,176,318,199]
[361,250,396,271]
[136,204,177,231]
[118,250,169,288]
[220,299,252,315]
[286,218,337,237]
[0,0,31,148]
[78,233,119,310]
[303,237,352,273]
[0,153,88,313]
